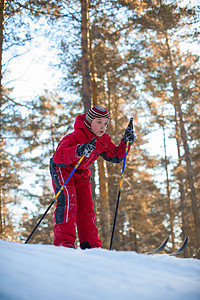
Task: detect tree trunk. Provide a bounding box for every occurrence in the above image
[81,0,91,113]
[90,41,110,248]
[90,41,97,108]
[0,0,4,93]
[80,0,98,221]
[0,0,5,237]
[162,126,175,251]
[98,157,110,248]
[165,32,200,251]
[174,107,189,257]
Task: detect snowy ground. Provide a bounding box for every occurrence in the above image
[0,239,200,300]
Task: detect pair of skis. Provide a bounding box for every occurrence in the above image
[146,236,188,256]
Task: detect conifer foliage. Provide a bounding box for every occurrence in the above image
[0,0,199,257]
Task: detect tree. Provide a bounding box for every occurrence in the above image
[19,91,78,243]
[122,0,199,256]
[81,0,91,113]
[3,0,199,257]
[0,0,5,237]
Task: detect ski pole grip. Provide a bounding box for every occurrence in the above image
[128,117,133,129]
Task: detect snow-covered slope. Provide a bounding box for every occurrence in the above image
[0,239,199,300]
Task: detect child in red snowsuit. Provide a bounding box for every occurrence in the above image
[50,106,135,249]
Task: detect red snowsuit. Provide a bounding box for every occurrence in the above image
[50,114,131,249]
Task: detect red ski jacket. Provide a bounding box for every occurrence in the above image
[52,114,131,170]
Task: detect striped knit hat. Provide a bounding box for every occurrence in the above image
[84,105,110,131]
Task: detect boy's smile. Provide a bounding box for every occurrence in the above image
[91,118,109,137]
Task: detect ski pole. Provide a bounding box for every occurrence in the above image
[25,155,85,244]
[109,118,133,250]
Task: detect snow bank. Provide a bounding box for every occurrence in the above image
[0,239,199,300]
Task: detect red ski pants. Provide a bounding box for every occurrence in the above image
[52,166,102,249]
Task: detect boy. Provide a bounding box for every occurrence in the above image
[50,105,135,249]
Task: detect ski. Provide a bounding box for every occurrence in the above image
[145,236,188,256]
[169,236,188,256]
[146,236,169,255]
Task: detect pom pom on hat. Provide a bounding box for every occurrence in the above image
[84,106,110,131]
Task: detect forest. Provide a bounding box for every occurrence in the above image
[0,0,199,258]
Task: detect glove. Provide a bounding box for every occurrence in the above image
[77,138,96,157]
[123,118,136,144]
[123,127,136,143]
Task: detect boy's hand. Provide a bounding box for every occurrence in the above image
[123,127,136,144]
[77,138,96,157]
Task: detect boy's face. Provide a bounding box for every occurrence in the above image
[91,117,109,137]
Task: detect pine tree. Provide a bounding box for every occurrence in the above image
[19,92,77,243]
[121,0,199,256]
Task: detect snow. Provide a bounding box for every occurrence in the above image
[0,240,200,300]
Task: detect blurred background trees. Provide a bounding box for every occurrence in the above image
[0,0,199,258]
